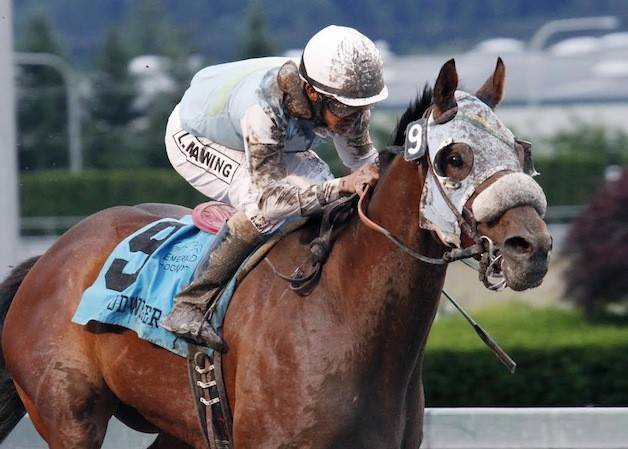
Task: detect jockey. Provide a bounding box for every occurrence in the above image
[160,25,388,349]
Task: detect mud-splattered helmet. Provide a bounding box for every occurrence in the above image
[299,25,388,107]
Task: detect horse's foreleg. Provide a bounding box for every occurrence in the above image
[15,370,118,449]
[401,369,425,449]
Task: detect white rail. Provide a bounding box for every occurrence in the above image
[422,407,628,449]
[2,408,627,448]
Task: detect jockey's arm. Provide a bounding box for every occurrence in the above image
[243,104,379,222]
[251,156,379,222]
[331,109,381,195]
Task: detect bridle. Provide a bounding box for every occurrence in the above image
[356,104,507,290]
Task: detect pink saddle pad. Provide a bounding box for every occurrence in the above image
[191,201,237,233]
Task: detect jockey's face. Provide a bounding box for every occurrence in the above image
[321,105,361,135]
[305,84,363,135]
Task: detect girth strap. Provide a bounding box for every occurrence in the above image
[187,345,233,449]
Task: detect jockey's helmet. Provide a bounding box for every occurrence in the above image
[299,25,388,107]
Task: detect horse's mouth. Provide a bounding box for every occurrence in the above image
[500,254,549,291]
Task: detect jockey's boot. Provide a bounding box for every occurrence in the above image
[160,211,263,351]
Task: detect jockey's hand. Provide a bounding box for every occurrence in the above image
[339,162,380,195]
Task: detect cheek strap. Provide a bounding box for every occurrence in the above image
[472,172,547,222]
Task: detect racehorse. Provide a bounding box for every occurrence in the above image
[0,58,551,449]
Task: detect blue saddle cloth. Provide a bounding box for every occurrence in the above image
[72,215,238,358]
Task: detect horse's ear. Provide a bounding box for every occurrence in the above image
[476,57,506,109]
[432,59,458,121]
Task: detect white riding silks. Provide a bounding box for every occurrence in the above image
[419,91,527,247]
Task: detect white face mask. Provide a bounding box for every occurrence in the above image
[409,91,523,247]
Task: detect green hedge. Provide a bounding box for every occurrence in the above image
[423,304,628,406]
[18,156,616,217]
[20,169,206,217]
[534,156,609,206]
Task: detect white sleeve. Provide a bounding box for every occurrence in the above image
[241,104,344,221]
[240,103,282,147]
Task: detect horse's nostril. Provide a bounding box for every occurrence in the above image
[549,235,554,251]
[504,236,532,254]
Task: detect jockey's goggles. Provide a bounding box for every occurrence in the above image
[322,96,369,118]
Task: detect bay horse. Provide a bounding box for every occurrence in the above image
[0,59,551,449]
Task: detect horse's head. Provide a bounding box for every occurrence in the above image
[402,58,551,291]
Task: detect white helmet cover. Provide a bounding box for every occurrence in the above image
[299,25,388,107]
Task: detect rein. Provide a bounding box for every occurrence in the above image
[356,184,483,265]
[356,182,506,291]
[356,165,505,289]
[267,155,506,291]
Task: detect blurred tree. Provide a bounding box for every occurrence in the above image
[121,0,200,169]
[92,27,136,127]
[15,10,69,171]
[547,124,628,160]
[126,0,173,57]
[84,25,138,168]
[563,167,628,320]
[238,0,276,59]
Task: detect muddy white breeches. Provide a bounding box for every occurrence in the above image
[166,105,336,234]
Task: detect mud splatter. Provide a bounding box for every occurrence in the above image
[247,142,287,188]
[328,39,385,98]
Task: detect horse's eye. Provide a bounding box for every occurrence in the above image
[448,154,463,168]
[435,143,474,181]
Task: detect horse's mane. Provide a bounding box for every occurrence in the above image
[392,84,434,146]
[380,84,433,165]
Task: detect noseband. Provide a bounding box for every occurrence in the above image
[356,181,505,291]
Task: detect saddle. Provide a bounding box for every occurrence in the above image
[192,201,237,234]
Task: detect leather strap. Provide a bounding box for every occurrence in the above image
[264,195,356,296]
[214,352,233,443]
[187,344,232,449]
[187,346,213,449]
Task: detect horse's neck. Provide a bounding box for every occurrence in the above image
[332,156,447,349]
